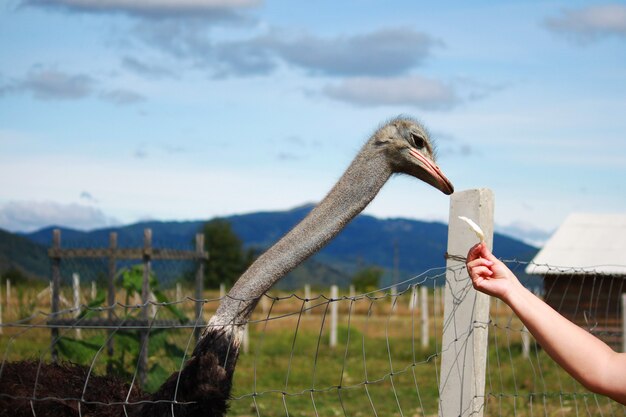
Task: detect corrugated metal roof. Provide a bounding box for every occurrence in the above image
[525,213,626,275]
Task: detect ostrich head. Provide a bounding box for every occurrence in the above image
[371,117,453,195]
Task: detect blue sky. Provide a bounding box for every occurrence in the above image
[1,0,625,245]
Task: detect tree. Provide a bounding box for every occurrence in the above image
[201,219,254,288]
[351,266,383,292]
[1,266,31,285]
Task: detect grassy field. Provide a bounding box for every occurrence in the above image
[1,283,624,416]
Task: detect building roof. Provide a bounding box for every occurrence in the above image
[525,213,626,275]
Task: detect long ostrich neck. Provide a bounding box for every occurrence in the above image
[208,145,392,329]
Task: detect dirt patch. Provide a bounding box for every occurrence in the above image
[0,360,143,417]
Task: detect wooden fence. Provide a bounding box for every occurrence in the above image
[47,228,208,387]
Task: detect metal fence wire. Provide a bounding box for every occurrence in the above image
[1,254,625,416]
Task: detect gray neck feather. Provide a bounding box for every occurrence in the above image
[206,141,392,334]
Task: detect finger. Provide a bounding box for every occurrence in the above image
[467,242,484,262]
[469,265,493,279]
[467,258,494,269]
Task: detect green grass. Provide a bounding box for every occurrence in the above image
[1,286,624,416]
[230,316,441,417]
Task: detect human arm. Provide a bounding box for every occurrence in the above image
[466,242,626,404]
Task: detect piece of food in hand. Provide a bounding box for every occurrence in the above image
[458,216,485,242]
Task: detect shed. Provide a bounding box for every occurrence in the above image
[525,213,626,351]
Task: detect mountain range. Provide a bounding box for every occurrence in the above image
[0,204,540,289]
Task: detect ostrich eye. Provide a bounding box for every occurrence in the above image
[411,132,426,149]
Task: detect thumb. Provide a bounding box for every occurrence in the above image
[467,243,483,261]
[479,243,497,263]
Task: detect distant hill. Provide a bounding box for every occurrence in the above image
[8,205,539,289]
[0,228,49,281]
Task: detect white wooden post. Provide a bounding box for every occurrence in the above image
[72,273,83,340]
[260,295,269,315]
[622,293,626,353]
[390,284,398,314]
[91,281,97,300]
[176,282,182,301]
[149,291,158,318]
[219,283,226,299]
[410,285,417,311]
[72,273,80,305]
[521,326,531,359]
[434,287,440,332]
[349,284,355,299]
[438,286,444,316]
[439,188,494,417]
[304,284,311,315]
[243,323,250,354]
[6,279,10,311]
[421,286,429,349]
[72,273,82,339]
[330,285,338,347]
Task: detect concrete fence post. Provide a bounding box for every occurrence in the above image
[439,188,494,417]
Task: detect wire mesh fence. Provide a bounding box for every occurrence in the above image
[1,254,624,416]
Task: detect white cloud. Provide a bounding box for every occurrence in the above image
[13,68,95,100]
[130,26,438,78]
[0,201,120,232]
[121,56,176,79]
[0,66,146,105]
[323,76,459,110]
[100,88,146,105]
[265,27,438,77]
[545,4,626,43]
[24,0,260,18]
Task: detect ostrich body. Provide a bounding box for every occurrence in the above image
[0,117,453,417]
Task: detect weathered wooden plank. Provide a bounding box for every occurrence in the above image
[47,247,208,260]
[46,318,203,329]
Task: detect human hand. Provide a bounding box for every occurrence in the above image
[466,242,521,301]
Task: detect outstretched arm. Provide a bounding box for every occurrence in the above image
[466,242,626,404]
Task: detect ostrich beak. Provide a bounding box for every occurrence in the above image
[408,148,454,195]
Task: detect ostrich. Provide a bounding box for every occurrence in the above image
[0,117,453,416]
